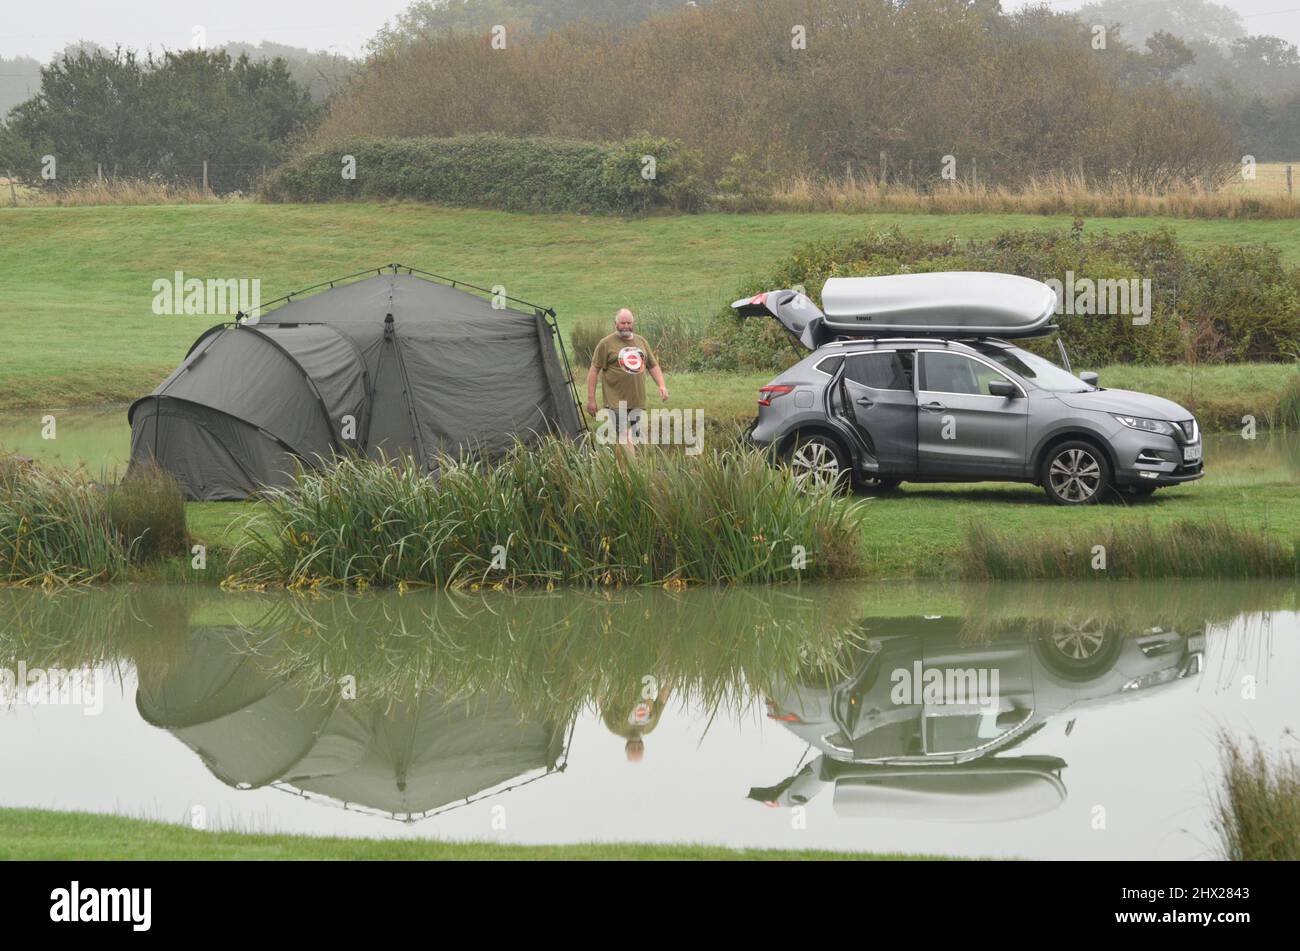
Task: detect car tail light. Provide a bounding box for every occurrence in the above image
[765,698,801,722]
[759,384,795,407]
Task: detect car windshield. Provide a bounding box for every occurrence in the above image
[974,344,1092,393]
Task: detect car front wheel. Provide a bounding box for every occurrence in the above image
[1041,441,1112,506]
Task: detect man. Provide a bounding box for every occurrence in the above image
[585,308,668,451]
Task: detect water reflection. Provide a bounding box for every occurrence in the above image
[751,614,1203,820]
[0,581,1294,853]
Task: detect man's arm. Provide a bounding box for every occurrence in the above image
[649,364,668,401]
[585,364,599,416]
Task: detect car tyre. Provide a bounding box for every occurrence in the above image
[1041,440,1112,506]
[1034,617,1123,681]
[787,434,850,493]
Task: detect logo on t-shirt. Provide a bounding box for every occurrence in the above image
[617,347,645,373]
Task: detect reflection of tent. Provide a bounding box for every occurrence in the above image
[136,628,569,820]
[128,267,584,500]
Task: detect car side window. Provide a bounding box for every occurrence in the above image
[844,351,911,391]
[921,352,1012,396]
[816,355,844,376]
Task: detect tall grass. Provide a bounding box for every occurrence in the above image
[0,458,188,585]
[8,180,238,207]
[1212,733,1300,861]
[763,172,1300,220]
[233,439,867,589]
[0,459,126,585]
[962,517,1298,581]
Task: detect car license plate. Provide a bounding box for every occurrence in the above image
[1183,443,1202,463]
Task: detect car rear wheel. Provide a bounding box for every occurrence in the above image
[1041,441,1112,506]
[787,434,850,493]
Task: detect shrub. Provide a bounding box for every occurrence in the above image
[696,226,1300,371]
[263,134,706,214]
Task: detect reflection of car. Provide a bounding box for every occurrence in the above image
[752,615,1203,820]
[734,273,1204,504]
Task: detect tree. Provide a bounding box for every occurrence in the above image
[2,48,320,190]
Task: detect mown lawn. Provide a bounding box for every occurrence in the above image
[0,808,938,861]
[3,203,1300,412]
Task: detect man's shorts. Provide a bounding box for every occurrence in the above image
[606,406,645,439]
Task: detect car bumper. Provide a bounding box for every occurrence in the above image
[1110,428,1204,487]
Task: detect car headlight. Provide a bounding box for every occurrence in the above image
[1112,414,1177,436]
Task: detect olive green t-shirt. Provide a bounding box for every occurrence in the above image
[591,332,658,410]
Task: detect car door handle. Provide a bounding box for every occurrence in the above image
[921,401,946,413]
[855,396,873,407]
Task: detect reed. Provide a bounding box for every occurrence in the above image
[233,439,867,589]
[961,517,1298,581]
[1212,733,1300,861]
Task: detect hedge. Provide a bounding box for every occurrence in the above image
[261,133,707,214]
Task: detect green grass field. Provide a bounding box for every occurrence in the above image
[0,808,938,860]
[3,203,1300,411]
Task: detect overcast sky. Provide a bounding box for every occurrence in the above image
[0,1,1296,61]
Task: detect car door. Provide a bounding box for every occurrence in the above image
[842,350,918,474]
[916,350,1028,477]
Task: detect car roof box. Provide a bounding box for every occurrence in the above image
[820,272,1057,338]
[831,758,1067,822]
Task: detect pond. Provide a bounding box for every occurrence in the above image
[1,580,1294,859]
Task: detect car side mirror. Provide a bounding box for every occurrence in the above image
[1079,371,1099,387]
[987,380,1018,398]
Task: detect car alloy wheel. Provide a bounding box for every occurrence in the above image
[1047,447,1103,503]
[789,436,846,492]
[1050,618,1105,660]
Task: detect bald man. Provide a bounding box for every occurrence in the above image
[585,309,668,450]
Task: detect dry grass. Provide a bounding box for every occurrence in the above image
[763,171,1300,219]
[3,179,244,207]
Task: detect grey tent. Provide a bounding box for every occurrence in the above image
[129,266,585,500]
[136,627,570,820]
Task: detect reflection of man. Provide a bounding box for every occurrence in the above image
[599,679,673,763]
[585,309,668,454]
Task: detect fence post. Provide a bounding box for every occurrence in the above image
[879,150,888,186]
[1288,164,1293,197]
[971,156,978,189]
[202,159,209,192]
[96,163,103,185]
[6,171,16,207]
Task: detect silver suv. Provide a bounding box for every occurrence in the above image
[736,276,1203,505]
